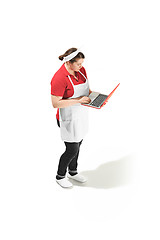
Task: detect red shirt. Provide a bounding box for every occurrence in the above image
[51,63,88,120]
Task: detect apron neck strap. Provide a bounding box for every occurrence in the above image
[78,70,88,80]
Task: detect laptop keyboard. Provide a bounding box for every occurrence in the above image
[90,94,108,107]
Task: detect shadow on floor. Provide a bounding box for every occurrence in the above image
[69,155,135,189]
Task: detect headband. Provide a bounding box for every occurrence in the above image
[63,49,80,62]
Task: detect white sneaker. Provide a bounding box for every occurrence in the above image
[56,178,73,188]
[68,173,87,183]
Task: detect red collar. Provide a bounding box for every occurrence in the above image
[61,63,72,76]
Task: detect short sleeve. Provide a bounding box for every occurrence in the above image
[51,74,67,97]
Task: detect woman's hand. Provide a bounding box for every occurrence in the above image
[78,96,91,104]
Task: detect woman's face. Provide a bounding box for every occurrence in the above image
[69,58,84,72]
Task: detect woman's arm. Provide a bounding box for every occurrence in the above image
[51,95,91,108]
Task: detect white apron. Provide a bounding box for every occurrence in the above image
[59,70,89,142]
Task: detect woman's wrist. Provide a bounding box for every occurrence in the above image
[76,97,81,103]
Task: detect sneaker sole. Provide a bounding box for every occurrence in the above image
[67,175,87,183]
[56,180,73,188]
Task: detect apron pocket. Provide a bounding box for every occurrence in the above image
[59,105,81,121]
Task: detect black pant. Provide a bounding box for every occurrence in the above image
[56,119,83,180]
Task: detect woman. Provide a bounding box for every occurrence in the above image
[51,47,92,188]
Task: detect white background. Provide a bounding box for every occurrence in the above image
[0,0,160,239]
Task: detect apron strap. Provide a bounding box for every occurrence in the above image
[67,75,74,87]
[78,70,88,81]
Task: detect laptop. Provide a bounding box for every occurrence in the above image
[82,83,120,109]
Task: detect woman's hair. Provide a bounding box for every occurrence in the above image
[58,47,85,63]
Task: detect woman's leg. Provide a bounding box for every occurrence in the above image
[56,142,80,180]
[56,119,83,179]
[68,139,83,176]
